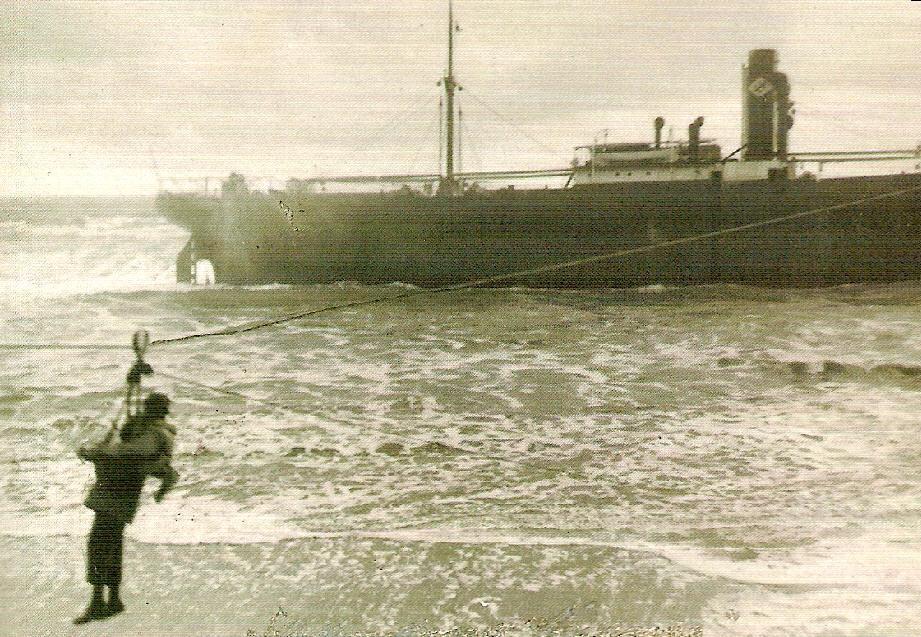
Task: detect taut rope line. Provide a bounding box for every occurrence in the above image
[3,182,920,354]
[4,183,918,466]
[0,343,124,351]
[150,182,921,347]
[155,369,520,467]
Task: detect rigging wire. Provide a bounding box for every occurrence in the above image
[464,91,559,156]
[348,89,441,163]
[405,99,443,178]
[463,109,486,176]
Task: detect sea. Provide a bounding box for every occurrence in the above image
[2,196,921,636]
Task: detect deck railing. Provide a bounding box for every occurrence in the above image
[157,147,920,195]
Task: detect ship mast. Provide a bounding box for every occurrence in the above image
[441,0,458,195]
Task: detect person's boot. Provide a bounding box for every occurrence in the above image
[73,586,107,624]
[104,584,125,618]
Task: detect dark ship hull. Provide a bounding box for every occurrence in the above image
[159,171,921,288]
[158,38,921,290]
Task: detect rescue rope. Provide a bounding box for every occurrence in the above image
[4,182,921,353]
[6,182,919,467]
[0,343,124,351]
[155,369,522,467]
[150,181,921,347]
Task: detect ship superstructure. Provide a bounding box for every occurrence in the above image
[571,48,798,187]
[158,4,921,289]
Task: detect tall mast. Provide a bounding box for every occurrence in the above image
[442,0,457,194]
[438,97,444,177]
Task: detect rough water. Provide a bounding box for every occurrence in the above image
[2,197,921,635]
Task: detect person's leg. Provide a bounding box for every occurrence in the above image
[74,514,109,624]
[105,519,127,615]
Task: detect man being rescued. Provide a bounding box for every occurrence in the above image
[73,392,179,624]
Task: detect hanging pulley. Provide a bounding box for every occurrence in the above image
[125,329,154,424]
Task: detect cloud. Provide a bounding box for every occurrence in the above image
[3,0,920,196]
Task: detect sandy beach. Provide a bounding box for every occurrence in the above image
[4,198,921,635]
[3,531,713,637]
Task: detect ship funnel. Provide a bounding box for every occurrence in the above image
[741,49,793,161]
[654,117,665,148]
[688,116,704,162]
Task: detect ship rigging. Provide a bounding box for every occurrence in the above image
[155,2,919,196]
[157,2,921,289]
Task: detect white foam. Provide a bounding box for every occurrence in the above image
[630,529,921,590]
[130,496,310,544]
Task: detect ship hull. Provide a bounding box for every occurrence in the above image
[158,173,921,288]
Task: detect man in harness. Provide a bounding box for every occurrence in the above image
[73,332,179,624]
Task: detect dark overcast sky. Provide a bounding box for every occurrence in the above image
[3,0,919,195]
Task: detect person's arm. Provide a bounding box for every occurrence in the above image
[152,458,180,502]
[76,421,121,462]
[99,427,117,446]
[77,446,105,462]
[93,431,161,460]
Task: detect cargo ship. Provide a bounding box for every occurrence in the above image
[157,3,921,288]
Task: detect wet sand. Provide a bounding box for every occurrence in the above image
[2,533,709,636]
[6,199,921,635]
